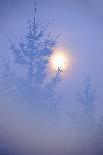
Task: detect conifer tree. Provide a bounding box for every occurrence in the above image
[0,4,62,119]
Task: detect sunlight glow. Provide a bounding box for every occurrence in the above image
[51,49,69,70]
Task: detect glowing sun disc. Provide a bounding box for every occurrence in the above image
[52,52,67,70]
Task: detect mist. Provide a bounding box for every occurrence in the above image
[0,0,103,155]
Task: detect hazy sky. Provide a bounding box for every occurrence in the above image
[1,1,103,154]
[0,0,103,116]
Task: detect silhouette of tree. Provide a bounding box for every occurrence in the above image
[77,75,96,130]
[0,3,63,154]
[0,5,62,120]
[78,75,96,112]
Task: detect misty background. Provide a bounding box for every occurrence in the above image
[0,0,103,155]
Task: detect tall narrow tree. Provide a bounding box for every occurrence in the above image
[77,75,96,130]
[0,5,62,120]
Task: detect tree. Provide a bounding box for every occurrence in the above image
[0,4,63,155]
[0,5,62,121]
[77,75,96,130]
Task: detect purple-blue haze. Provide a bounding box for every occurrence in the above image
[0,0,103,155]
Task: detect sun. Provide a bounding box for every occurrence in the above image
[51,50,68,70]
[52,54,66,69]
